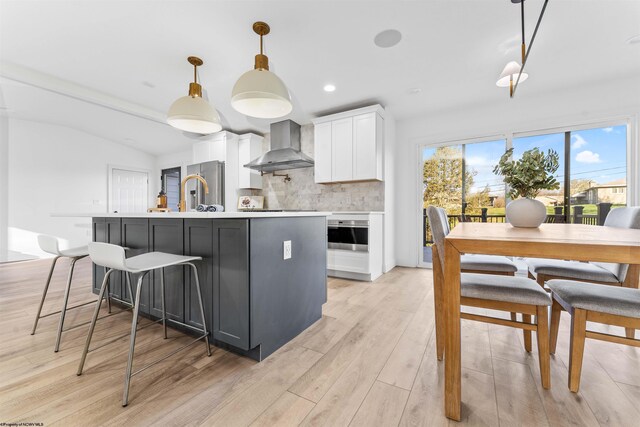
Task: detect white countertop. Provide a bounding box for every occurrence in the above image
[53,211,333,219]
[331,211,384,215]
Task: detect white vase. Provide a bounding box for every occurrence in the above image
[506,198,547,228]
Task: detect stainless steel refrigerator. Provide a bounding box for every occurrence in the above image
[185,161,225,210]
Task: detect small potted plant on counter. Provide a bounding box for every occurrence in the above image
[493,147,560,228]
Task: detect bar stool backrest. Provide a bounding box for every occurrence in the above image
[88,242,127,271]
[593,206,640,282]
[38,235,60,256]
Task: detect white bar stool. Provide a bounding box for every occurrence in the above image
[77,242,211,406]
[31,235,131,352]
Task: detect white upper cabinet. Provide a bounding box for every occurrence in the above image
[331,117,354,182]
[238,133,263,189]
[312,105,384,183]
[192,133,227,164]
[314,122,332,183]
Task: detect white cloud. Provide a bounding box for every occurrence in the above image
[465,155,492,167]
[575,150,601,163]
[571,134,587,149]
[602,127,614,133]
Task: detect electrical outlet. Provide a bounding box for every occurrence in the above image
[283,240,292,260]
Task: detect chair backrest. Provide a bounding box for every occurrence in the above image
[593,206,640,282]
[37,234,60,256]
[426,206,450,271]
[88,242,127,271]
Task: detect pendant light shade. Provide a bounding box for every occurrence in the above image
[496,61,528,88]
[167,56,222,134]
[231,22,292,119]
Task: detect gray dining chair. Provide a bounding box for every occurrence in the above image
[548,279,640,392]
[525,206,640,338]
[427,206,552,389]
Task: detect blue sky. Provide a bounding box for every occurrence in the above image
[422,125,627,196]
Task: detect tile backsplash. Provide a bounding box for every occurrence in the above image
[259,124,384,211]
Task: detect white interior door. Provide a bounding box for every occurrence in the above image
[110,168,148,213]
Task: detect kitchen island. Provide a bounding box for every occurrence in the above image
[67,212,330,361]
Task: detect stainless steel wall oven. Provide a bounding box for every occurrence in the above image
[327,219,369,252]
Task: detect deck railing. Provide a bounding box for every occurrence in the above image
[423,203,612,246]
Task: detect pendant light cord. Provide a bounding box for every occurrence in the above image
[512,0,549,98]
[520,0,526,63]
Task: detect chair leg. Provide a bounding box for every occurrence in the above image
[123,272,146,407]
[624,328,635,339]
[160,268,167,339]
[54,257,79,352]
[510,313,517,322]
[522,314,533,352]
[431,248,445,361]
[189,263,211,357]
[568,308,587,393]
[77,268,113,375]
[550,299,562,355]
[31,256,60,335]
[536,305,551,389]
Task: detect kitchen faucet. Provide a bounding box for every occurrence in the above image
[179,174,209,212]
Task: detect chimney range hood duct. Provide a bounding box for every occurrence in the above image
[244,120,314,173]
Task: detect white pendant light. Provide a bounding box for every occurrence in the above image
[231,22,293,119]
[167,56,222,134]
[496,61,529,88]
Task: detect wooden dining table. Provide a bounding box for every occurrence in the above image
[443,222,640,421]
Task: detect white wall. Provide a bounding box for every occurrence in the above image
[383,111,396,272]
[5,118,157,258]
[0,108,8,261]
[395,76,640,267]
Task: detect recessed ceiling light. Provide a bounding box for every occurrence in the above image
[407,88,422,95]
[374,29,402,48]
[626,34,640,45]
[142,81,156,88]
[323,84,336,92]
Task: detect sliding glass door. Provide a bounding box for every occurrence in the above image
[513,124,628,224]
[422,139,507,264]
[422,123,629,265]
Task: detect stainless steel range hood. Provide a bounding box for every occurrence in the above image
[244,120,314,173]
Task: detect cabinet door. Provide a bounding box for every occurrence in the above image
[212,220,250,350]
[331,117,353,182]
[149,219,184,322]
[192,140,211,163]
[184,219,214,334]
[238,135,263,189]
[353,112,378,180]
[314,122,332,183]
[92,218,123,299]
[121,218,150,313]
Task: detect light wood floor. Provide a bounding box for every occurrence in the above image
[1,258,639,426]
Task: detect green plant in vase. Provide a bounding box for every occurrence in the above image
[493,147,560,227]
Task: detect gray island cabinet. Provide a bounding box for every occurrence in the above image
[91,213,328,361]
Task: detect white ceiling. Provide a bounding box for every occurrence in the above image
[1,0,639,155]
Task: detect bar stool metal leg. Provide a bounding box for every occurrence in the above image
[104,267,112,314]
[54,256,80,352]
[188,262,211,356]
[160,268,167,339]
[123,272,147,407]
[77,268,113,375]
[126,272,135,306]
[31,256,60,335]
